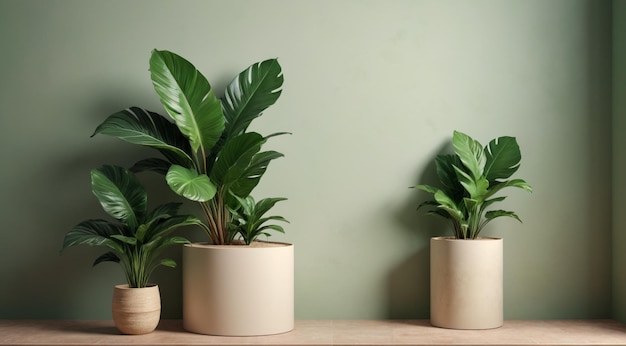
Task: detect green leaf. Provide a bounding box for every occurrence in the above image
[453,165,489,200]
[144,215,204,243]
[485,210,522,223]
[111,234,137,245]
[149,49,225,154]
[480,196,506,213]
[136,224,149,242]
[159,258,177,268]
[252,197,288,218]
[221,59,284,139]
[92,107,194,168]
[433,190,459,211]
[62,219,124,254]
[144,235,190,253]
[434,154,465,198]
[166,165,217,202]
[229,195,288,244]
[90,165,147,230]
[210,132,265,187]
[258,224,286,234]
[485,179,533,199]
[414,184,439,194]
[416,199,439,211]
[145,202,182,221]
[130,157,172,175]
[229,150,285,202]
[452,130,486,181]
[92,252,120,266]
[484,136,521,182]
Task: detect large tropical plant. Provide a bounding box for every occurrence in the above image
[62,165,202,287]
[92,49,287,245]
[415,130,532,239]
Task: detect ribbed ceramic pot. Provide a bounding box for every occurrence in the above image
[430,236,503,330]
[112,284,161,335]
[183,241,294,336]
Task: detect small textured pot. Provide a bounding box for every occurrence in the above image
[112,284,161,335]
[183,241,294,336]
[430,237,503,330]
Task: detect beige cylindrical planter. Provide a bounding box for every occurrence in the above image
[430,237,503,330]
[183,241,294,336]
[112,284,161,335]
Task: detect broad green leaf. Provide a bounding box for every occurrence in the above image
[91,165,146,229]
[434,190,464,222]
[210,132,264,187]
[92,252,120,266]
[485,210,522,223]
[415,184,439,194]
[92,107,194,167]
[229,194,288,244]
[136,224,148,242]
[433,190,458,210]
[437,204,464,224]
[255,216,289,231]
[150,49,225,154]
[452,130,486,181]
[484,136,521,182]
[253,197,288,218]
[425,208,454,220]
[221,59,284,139]
[480,196,506,214]
[144,214,204,242]
[166,165,217,202]
[435,154,464,198]
[111,234,137,245]
[258,224,286,233]
[145,202,182,221]
[229,150,284,200]
[453,165,489,200]
[230,194,255,216]
[62,219,124,254]
[144,236,191,253]
[463,197,479,213]
[130,158,171,175]
[417,199,440,212]
[485,179,533,199]
[159,258,177,268]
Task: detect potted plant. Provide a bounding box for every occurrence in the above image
[415,130,532,329]
[62,164,202,335]
[91,49,292,336]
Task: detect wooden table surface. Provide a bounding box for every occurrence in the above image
[1,319,626,345]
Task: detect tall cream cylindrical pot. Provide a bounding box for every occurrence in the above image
[430,237,503,329]
[183,242,294,336]
[112,284,161,335]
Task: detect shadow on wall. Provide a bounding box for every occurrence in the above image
[1,146,139,318]
[0,91,206,319]
[582,0,612,318]
[386,141,452,319]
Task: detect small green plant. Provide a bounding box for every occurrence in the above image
[62,165,203,287]
[92,49,287,245]
[415,130,532,239]
[228,195,289,245]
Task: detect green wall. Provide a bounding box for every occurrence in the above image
[0,0,616,320]
[614,0,626,324]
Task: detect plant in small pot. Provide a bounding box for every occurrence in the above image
[91,49,292,336]
[414,130,532,330]
[62,164,202,335]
